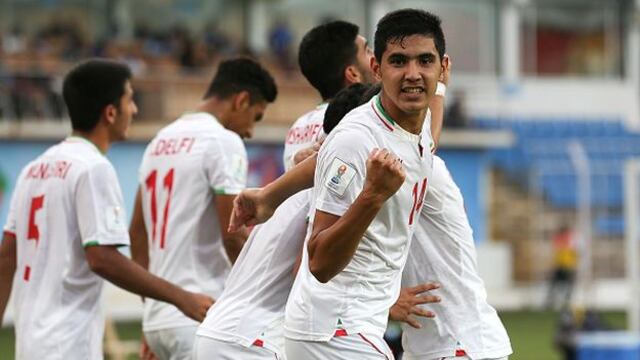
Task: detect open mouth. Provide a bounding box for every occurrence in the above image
[401,87,424,94]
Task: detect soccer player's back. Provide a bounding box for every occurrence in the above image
[138,114,244,330]
[7,137,126,359]
[131,58,278,359]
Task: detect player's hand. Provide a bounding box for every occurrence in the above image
[389,282,441,329]
[363,148,406,202]
[293,141,322,166]
[440,54,451,85]
[176,291,214,322]
[139,334,158,360]
[228,188,276,232]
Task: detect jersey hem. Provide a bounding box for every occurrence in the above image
[404,344,513,360]
[196,328,283,354]
[284,325,384,343]
[143,319,198,332]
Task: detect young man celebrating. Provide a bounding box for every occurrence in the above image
[0,59,213,360]
[283,20,375,170]
[284,9,444,359]
[129,58,277,359]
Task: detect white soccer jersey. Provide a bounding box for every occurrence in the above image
[197,189,311,355]
[3,137,129,360]
[282,103,328,171]
[401,156,512,360]
[284,95,434,342]
[138,112,248,331]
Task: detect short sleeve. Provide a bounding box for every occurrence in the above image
[204,133,248,195]
[314,126,373,217]
[75,162,130,247]
[3,180,21,236]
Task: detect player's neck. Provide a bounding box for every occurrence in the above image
[378,93,425,135]
[194,99,229,127]
[70,130,109,154]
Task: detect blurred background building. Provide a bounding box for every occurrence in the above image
[1,0,640,359]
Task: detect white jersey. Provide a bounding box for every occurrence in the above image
[282,103,328,171]
[285,95,434,341]
[401,156,512,360]
[138,112,248,331]
[3,137,129,360]
[197,190,311,354]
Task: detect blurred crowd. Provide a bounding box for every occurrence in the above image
[0,20,295,121]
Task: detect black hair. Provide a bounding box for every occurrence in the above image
[298,21,359,101]
[62,58,132,132]
[203,57,277,103]
[323,83,378,134]
[374,9,445,62]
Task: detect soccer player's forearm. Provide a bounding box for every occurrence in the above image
[308,190,385,283]
[223,229,248,264]
[129,188,149,270]
[86,246,184,305]
[430,94,444,149]
[0,233,17,325]
[263,153,316,207]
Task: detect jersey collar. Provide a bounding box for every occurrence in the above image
[65,136,103,155]
[371,95,422,143]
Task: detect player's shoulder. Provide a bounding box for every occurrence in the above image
[291,103,328,128]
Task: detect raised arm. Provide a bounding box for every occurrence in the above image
[307,149,405,283]
[228,153,317,232]
[430,54,450,149]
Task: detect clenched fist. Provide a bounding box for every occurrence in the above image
[362,148,406,203]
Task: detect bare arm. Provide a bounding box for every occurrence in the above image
[0,232,16,325]
[430,54,451,149]
[85,245,213,322]
[216,194,249,263]
[129,188,149,270]
[228,153,317,231]
[307,149,405,283]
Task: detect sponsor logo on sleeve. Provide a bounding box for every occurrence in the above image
[230,154,248,184]
[325,158,356,197]
[106,205,126,232]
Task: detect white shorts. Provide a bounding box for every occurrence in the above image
[405,355,508,360]
[285,333,394,360]
[144,325,197,360]
[193,336,283,360]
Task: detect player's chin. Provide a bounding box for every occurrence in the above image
[399,101,428,114]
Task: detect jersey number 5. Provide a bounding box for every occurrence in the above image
[24,195,45,281]
[144,169,175,249]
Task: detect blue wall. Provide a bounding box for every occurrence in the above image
[0,141,489,242]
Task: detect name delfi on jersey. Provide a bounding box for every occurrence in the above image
[150,137,196,157]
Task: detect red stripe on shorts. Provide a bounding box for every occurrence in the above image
[358,333,389,360]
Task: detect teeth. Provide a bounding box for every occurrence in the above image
[402,88,423,93]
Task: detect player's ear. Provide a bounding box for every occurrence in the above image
[232,91,251,112]
[103,104,117,125]
[344,65,361,85]
[371,56,382,82]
